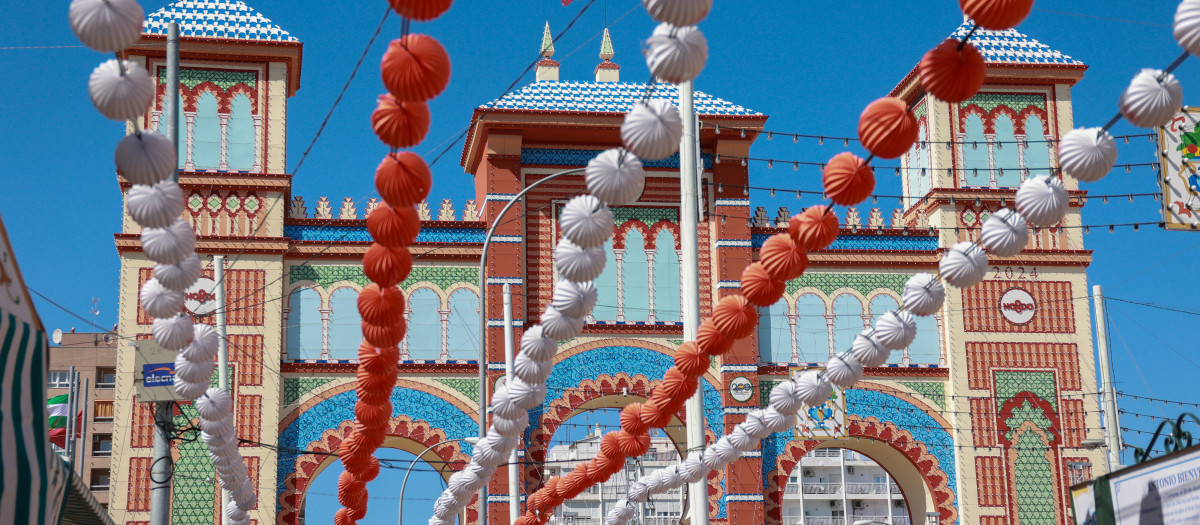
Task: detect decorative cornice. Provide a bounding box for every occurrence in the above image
[757,365,950,377]
[281,362,480,374]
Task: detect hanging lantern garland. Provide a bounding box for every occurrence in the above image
[335,2,454,524]
[68,0,257,523]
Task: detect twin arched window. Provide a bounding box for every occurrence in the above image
[156,90,256,172]
[961,111,1052,188]
[591,228,681,323]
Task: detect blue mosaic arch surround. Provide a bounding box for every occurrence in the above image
[275,386,477,512]
[284,225,485,243]
[760,388,958,516]
[531,345,727,518]
[751,233,938,251]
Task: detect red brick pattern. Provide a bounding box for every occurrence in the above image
[979,516,1010,525]
[976,456,1007,507]
[1060,399,1086,448]
[136,268,158,325]
[136,268,264,325]
[230,334,264,386]
[245,456,260,510]
[128,457,152,511]
[130,400,155,448]
[963,280,1076,333]
[237,395,262,444]
[966,342,1081,391]
[971,398,998,447]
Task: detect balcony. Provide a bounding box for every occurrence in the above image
[779,517,911,525]
[846,483,901,496]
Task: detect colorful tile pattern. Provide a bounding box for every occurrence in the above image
[283,224,485,243]
[752,233,938,251]
[784,272,909,296]
[144,1,299,42]
[482,81,761,115]
[521,147,714,169]
[951,21,1081,65]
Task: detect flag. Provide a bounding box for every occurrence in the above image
[562,0,575,5]
[47,394,80,448]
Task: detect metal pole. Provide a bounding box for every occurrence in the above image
[151,23,181,525]
[476,167,585,523]
[78,378,89,477]
[503,284,520,523]
[399,438,473,525]
[215,255,230,522]
[66,366,77,466]
[1093,285,1124,470]
[678,79,707,525]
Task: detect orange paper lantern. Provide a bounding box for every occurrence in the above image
[697,320,733,356]
[367,203,422,248]
[371,94,430,149]
[338,470,368,508]
[362,319,406,348]
[674,341,709,377]
[563,470,589,499]
[355,366,396,403]
[338,432,372,471]
[381,35,451,102]
[357,284,406,325]
[740,262,785,307]
[960,0,1033,30]
[363,243,413,288]
[615,430,652,457]
[620,403,649,435]
[659,367,698,400]
[514,517,530,525]
[858,97,918,159]
[354,398,392,428]
[919,38,986,103]
[789,205,840,250]
[389,0,453,21]
[711,295,758,340]
[639,397,674,428]
[822,152,876,206]
[758,234,808,281]
[334,508,354,525]
[358,343,400,377]
[357,423,387,449]
[360,456,381,482]
[599,431,624,459]
[375,153,432,207]
[594,450,625,477]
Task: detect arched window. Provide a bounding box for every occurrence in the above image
[913,122,933,200]
[193,92,220,169]
[227,93,254,171]
[622,229,650,322]
[831,295,863,357]
[993,114,1021,187]
[652,229,680,321]
[157,93,185,169]
[910,314,940,365]
[446,289,480,361]
[795,294,826,362]
[963,113,989,187]
[327,288,360,360]
[1025,115,1052,179]
[406,288,441,360]
[286,288,322,360]
[591,238,618,321]
[758,299,793,363]
[868,294,903,365]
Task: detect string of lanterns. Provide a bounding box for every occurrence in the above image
[67,1,258,523]
[333,1,453,524]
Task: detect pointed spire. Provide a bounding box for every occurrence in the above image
[594,27,619,82]
[540,21,555,58]
[599,28,614,61]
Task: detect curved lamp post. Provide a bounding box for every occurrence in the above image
[398,436,480,525]
[474,168,586,522]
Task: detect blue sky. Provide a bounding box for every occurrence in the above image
[4,0,1200,521]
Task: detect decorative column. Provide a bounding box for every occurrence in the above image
[218,114,230,171]
[614,249,625,322]
[676,250,684,322]
[281,308,290,359]
[644,250,656,323]
[400,306,411,360]
[1015,133,1028,182]
[787,313,799,363]
[251,114,263,173]
[439,309,450,361]
[935,314,945,367]
[319,307,331,360]
[150,111,161,133]
[985,133,998,188]
[824,314,836,359]
[183,111,197,171]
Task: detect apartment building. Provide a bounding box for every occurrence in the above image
[47,330,118,510]
[781,448,911,525]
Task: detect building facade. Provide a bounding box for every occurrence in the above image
[48,331,119,509]
[106,2,1108,524]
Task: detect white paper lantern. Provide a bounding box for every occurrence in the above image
[492,414,529,438]
[1016,175,1067,227]
[614,501,636,520]
[154,254,202,292]
[513,352,552,383]
[174,377,208,400]
[939,241,988,288]
[233,484,256,510]
[761,407,795,433]
[643,471,666,494]
[470,441,507,467]
[89,59,155,121]
[181,323,220,363]
[139,278,184,318]
[447,471,473,494]
[490,386,525,420]
[645,23,708,84]
[980,208,1029,257]
[209,450,237,468]
[824,355,864,389]
[741,410,770,439]
[225,501,248,523]
[728,425,759,452]
[874,310,916,350]
[560,195,614,248]
[519,325,555,362]
[1119,69,1183,129]
[793,370,833,406]
[197,388,233,421]
[486,428,518,453]
[1178,0,1200,55]
[551,279,599,319]
[199,413,234,435]
[700,445,725,471]
[642,0,711,26]
[540,305,585,340]
[209,439,238,462]
[902,272,945,316]
[554,238,607,282]
[508,378,546,410]
[621,100,683,160]
[116,131,177,185]
[586,148,646,205]
[850,330,888,368]
[712,436,742,464]
[174,353,215,384]
[679,454,709,483]
[153,313,194,350]
[69,0,144,52]
[628,481,650,502]
[1058,127,1118,183]
[201,430,234,448]
[127,181,184,229]
[768,380,803,415]
[141,219,197,265]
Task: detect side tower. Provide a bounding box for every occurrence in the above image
[109,2,300,524]
[894,22,1106,523]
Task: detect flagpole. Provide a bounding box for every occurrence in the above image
[78,378,89,477]
[66,366,76,466]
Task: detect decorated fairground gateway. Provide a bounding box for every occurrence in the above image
[96,1,1118,524]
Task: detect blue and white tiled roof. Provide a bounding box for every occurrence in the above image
[481,81,762,116]
[144,1,298,43]
[951,21,1080,66]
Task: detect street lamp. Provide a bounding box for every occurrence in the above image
[398,436,480,525]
